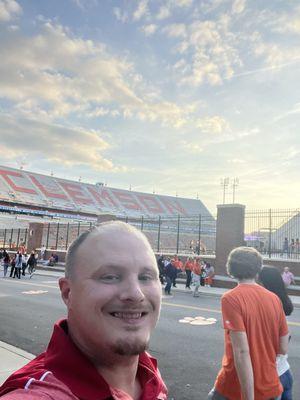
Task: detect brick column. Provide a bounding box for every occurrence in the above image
[27,223,44,253]
[215,204,245,275]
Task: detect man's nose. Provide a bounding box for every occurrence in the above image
[119,278,145,302]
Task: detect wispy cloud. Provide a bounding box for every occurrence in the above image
[113,7,128,23]
[141,23,157,36]
[162,23,187,38]
[133,0,149,21]
[0,0,21,21]
[0,113,123,171]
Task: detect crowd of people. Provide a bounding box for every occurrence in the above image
[282,237,300,258]
[0,246,60,278]
[157,254,215,297]
[0,249,38,278]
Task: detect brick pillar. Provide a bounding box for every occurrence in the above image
[215,204,245,275]
[27,223,44,252]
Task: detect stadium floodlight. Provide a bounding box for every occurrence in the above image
[232,178,239,203]
[220,177,229,204]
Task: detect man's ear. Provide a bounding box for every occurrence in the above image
[59,277,71,306]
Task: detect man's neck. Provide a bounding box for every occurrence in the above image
[238,278,257,285]
[96,356,141,400]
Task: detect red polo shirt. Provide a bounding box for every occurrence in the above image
[0,320,168,400]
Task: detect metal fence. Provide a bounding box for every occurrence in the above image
[0,228,28,251]
[244,209,300,259]
[35,214,216,255]
[2,209,300,260]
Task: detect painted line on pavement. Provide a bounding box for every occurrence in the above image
[0,279,58,290]
[162,301,222,314]
[162,301,300,327]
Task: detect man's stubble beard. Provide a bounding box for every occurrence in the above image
[112,338,149,356]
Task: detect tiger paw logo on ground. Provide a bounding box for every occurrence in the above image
[178,316,217,325]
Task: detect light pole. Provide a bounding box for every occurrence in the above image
[220,177,229,204]
[232,178,239,203]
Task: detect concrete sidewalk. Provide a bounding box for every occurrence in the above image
[1,279,300,386]
[0,341,34,385]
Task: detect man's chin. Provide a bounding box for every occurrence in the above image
[112,339,149,356]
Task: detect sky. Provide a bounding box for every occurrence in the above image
[0,0,300,213]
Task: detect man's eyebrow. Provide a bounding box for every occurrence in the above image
[139,267,157,274]
[91,265,157,275]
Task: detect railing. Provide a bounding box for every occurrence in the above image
[244,209,300,259]
[37,214,216,255]
[0,228,28,251]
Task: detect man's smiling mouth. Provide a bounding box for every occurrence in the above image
[110,312,148,319]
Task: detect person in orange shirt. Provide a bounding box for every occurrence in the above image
[208,247,289,400]
[192,258,201,297]
[184,257,194,289]
[204,262,215,287]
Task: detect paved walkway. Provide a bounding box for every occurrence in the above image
[1,274,300,386]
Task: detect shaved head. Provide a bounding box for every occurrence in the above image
[65,221,155,279]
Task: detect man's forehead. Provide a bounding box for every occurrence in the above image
[88,226,145,244]
[79,225,153,257]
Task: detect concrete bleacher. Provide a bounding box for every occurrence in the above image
[0,165,214,219]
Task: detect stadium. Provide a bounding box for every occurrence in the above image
[0,165,216,255]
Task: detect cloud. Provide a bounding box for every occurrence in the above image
[231,0,246,15]
[0,20,204,130]
[133,0,148,21]
[227,158,245,164]
[169,16,242,86]
[113,7,128,23]
[181,140,203,153]
[156,5,171,20]
[0,113,124,171]
[173,0,193,7]
[122,101,196,128]
[0,21,143,118]
[196,116,229,134]
[141,23,157,36]
[0,0,21,21]
[162,23,187,38]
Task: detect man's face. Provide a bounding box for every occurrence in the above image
[284,267,289,273]
[60,227,161,361]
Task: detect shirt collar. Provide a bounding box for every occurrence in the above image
[44,319,167,400]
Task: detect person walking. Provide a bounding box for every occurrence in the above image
[13,253,22,279]
[2,250,10,278]
[27,251,37,276]
[208,247,289,400]
[157,255,165,284]
[192,258,201,297]
[184,257,193,289]
[204,262,215,287]
[259,266,294,400]
[9,254,16,278]
[21,253,28,276]
[164,259,176,295]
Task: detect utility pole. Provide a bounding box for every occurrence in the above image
[220,177,229,204]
